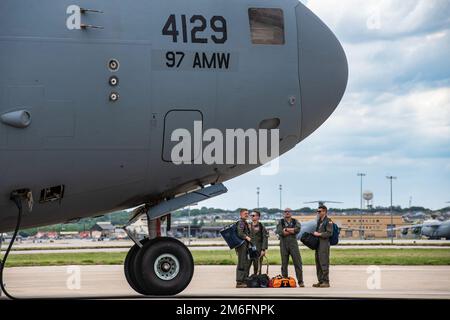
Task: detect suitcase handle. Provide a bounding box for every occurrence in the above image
[258,255,269,275]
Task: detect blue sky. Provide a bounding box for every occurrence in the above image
[199,0,450,210]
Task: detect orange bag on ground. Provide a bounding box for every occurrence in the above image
[269,275,297,288]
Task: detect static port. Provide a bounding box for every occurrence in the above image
[109,76,119,86]
[108,59,120,71]
[109,92,120,102]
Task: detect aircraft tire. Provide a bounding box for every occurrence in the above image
[124,238,151,294]
[134,237,194,295]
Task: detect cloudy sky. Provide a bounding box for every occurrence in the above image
[200,0,450,210]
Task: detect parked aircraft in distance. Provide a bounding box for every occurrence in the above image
[304,200,343,206]
[388,219,450,240]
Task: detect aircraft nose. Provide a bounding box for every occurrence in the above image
[296,3,348,140]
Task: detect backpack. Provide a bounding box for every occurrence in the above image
[326,220,340,246]
[220,222,245,249]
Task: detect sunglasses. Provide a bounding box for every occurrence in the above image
[317,210,323,213]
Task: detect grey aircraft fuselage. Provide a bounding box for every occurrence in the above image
[390,219,450,240]
[296,219,317,239]
[416,220,450,240]
[0,0,347,233]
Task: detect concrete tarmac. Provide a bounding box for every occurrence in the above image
[1,265,449,299]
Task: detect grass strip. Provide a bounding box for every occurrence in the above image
[3,248,450,267]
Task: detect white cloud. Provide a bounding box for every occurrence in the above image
[300,86,450,161]
[343,28,450,92]
[304,0,450,42]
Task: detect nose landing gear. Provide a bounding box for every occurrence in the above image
[123,208,194,296]
[124,237,194,296]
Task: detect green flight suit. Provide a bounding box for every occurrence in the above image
[235,218,251,283]
[276,218,303,284]
[315,216,333,284]
[249,222,269,275]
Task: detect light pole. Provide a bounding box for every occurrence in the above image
[256,187,260,209]
[357,173,366,239]
[187,205,191,246]
[187,203,198,246]
[386,176,397,244]
[279,184,282,212]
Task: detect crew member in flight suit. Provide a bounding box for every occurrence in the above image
[313,205,334,288]
[249,209,269,275]
[235,208,251,288]
[276,208,304,287]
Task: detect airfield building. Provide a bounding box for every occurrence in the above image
[293,215,405,239]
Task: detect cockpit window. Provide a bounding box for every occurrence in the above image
[248,8,285,45]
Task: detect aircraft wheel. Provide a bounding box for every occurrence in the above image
[124,238,150,294]
[134,237,194,295]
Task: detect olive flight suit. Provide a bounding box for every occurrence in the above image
[235,218,251,283]
[249,222,269,275]
[315,216,333,284]
[276,218,304,284]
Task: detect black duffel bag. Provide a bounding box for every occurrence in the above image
[246,256,270,288]
[300,232,319,250]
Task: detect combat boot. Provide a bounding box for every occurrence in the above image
[319,282,330,288]
[236,282,248,288]
[312,282,321,287]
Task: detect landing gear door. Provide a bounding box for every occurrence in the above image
[162,110,203,163]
